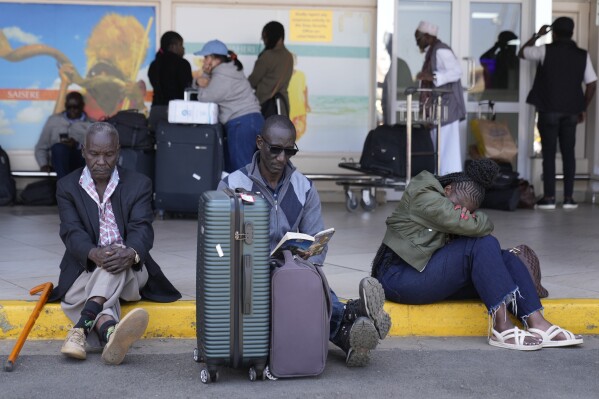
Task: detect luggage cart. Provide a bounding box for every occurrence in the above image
[336,87,449,212]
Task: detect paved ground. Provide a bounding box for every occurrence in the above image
[2,202,599,302]
[1,337,598,398]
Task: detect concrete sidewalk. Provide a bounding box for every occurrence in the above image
[1,202,598,340]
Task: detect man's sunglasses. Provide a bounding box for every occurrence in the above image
[260,137,299,157]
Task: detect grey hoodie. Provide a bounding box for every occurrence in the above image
[217,152,327,265]
[196,62,261,124]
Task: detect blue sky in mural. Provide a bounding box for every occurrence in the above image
[0,3,156,87]
[0,3,156,150]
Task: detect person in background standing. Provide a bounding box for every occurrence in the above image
[148,31,193,130]
[249,21,294,118]
[519,17,597,210]
[414,21,466,175]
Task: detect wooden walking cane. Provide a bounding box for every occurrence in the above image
[4,282,53,372]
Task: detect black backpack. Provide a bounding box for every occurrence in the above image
[359,124,435,178]
[104,109,154,149]
[20,180,57,205]
[0,146,16,206]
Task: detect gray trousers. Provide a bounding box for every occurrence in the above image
[61,266,148,347]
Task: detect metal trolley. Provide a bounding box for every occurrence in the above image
[336,87,449,212]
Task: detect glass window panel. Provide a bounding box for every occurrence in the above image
[469,3,521,103]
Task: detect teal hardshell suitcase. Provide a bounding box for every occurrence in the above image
[195,190,270,383]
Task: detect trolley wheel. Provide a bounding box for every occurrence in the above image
[200,367,210,384]
[210,370,219,383]
[249,366,257,381]
[360,190,377,212]
[345,190,359,212]
[156,209,165,220]
[193,348,200,362]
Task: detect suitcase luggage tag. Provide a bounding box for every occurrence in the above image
[239,193,255,204]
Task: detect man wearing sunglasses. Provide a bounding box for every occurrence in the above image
[218,115,390,367]
[35,91,93,179]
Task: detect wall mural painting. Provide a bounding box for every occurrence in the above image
[0,3,156,150]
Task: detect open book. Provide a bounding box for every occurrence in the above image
[270,228,335,258]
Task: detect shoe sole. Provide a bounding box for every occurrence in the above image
[535,204,556,210]
[101,308,149,365]
[61,345,86,360]
[346,318,379,367]
[359,277,391,339]
[488,338,542,351]
[562,204,578,209]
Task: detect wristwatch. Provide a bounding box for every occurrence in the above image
[131,248,140,264]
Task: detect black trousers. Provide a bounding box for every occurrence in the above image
[537,111,578,198]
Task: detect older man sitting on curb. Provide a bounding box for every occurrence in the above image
[50,122,181,364]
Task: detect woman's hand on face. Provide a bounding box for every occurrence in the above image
[454,204,474,220]
[202,59,213,74]
[197,76,210,88]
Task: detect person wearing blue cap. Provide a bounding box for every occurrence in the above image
[194,40,264,172]
[519,17,597,210]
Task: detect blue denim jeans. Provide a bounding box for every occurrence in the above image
[375,236,542,322]
[51,142,85,179]
[537,112,578,198]
[224,112,264,173]
[329,289,345,341]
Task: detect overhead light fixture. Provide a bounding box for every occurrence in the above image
[472,12,499,19]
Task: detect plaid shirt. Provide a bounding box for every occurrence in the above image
[79,167,123,247]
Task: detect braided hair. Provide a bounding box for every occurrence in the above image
[436,159,500,208]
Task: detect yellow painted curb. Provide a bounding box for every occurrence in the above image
[1,299,597,340]
[0,301,196,340]
[386,299,599,336]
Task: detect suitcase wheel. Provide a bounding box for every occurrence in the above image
[248,367,257,381]
[200,365,219,384]
[192,348,202,363]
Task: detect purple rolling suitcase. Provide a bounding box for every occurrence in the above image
[269,250,332,378]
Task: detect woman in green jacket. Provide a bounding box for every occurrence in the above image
[371,159,582,350]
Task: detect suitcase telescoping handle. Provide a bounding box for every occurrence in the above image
[242,254,252,314]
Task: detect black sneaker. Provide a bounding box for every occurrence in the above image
[332,317,379,367]
[563,198,578,209]
[535,197,556,210]
[343,277,391,339]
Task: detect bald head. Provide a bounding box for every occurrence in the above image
[257,116,298,186]
[262,115,296,143]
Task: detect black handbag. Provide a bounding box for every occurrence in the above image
[260,93,288,119]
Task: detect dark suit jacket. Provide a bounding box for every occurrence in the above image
[49,166,181,303]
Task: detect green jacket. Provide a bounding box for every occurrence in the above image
[382,171,494,272]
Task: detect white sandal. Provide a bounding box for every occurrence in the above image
[528,325,583,348]
[489,326,542,351]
